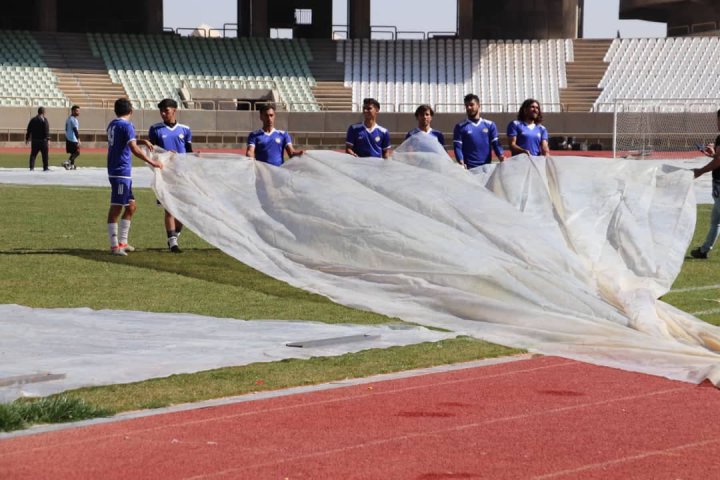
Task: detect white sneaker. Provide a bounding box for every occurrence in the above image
[110,246,127,256]
[118,243,135,252]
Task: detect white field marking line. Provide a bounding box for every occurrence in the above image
[0,359,573,455]
[530,437,720,479]
[181,385,689,480]
[669,283,720,294]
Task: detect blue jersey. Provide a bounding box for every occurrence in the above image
[247,128,293,166]
[346,123,391,158]
[65,115,79,143]
[507,121,548,156]
[453,118,504,168]
[107,118,136,178]
[405,128,445,146]
[148,122,192,153]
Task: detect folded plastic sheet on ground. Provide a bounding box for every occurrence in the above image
[152,136,720,385]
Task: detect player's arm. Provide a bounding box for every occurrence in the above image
[129,140,162,169]
[345,126,358,157]
[285,144,303,158]
[185,128,193,153]
[246,132,256,158]
[540,128,550,156]
[694,150,720,178]
[73,125,80,145]
[452,125,466,168]
[490,123,505,161]
[541,139,550,156]
[382,132,391,159]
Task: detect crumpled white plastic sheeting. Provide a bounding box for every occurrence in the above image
[0,304,455,402]
[151,135,720,386]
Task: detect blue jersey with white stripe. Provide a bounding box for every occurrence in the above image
[106,118,135,178]
[405,128,445,146]
[507,120,548,156]
[453,118,504,168]
[346,123,391,158]
[148,122,192,153]
[247,128,293,166]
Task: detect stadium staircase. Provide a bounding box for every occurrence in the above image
[306,39,352,111]
[560,39,612,112]
[32,32,127,107]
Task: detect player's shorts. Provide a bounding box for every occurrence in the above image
[109,177,134,206]
[65,141,79,154]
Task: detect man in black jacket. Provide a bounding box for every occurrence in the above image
[26,106,50,171]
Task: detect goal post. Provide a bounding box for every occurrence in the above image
[612,98,720,159]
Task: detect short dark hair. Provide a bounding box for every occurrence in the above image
[157,98,178,110]
[37,106,45,114]
[71,105,80,111]
[258,103,276,114]
[415,104,434,117]
[517,98,543,124]
[114,98,133,117]
[463,94,480,105]
[362,98,380,110]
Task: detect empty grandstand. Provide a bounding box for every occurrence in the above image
[0,0,718,151]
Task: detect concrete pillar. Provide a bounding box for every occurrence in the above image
[144,0,163,34]
[251,0,269,37]
[36,0,57,32]
[238,0,251,37]
[348,0,370,39]
[457,0,473,39]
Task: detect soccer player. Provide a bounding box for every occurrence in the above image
[507,98,550,156]
[149,98,193,253]
[63,105,81,170]
[405,104,445,146]
[246,104,303,166]
[690,108,720,259]
[106,98,163,256]
[453,94,504,168]
[346,98,391,159]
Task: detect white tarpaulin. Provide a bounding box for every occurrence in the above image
[150,136,720,386]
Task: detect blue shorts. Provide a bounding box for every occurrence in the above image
[109,177,134,206]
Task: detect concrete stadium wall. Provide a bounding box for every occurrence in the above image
[0,106,614,149]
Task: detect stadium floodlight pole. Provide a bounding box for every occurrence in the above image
[612,99,618,159]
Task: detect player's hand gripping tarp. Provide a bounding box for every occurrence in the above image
[150,136,720,385]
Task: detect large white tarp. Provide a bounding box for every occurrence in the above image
[149,136,720,386]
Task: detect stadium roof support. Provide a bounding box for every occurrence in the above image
[458,0,581,39]
[620,0,720,36]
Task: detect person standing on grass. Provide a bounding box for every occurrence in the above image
[246,103,303,166]
[507,98,550,157]
[149,98,193,253]
[346,98,391,159]
[106,98,163,256]
[406,104,445,147]
[453,94,504,168]
[26,106,50,171]
[690,108,720,259]
[63,105,81,170]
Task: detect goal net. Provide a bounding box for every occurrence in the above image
[613,99,720,159]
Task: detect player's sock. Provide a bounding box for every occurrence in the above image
[175,225,183,236]
[108,223,119,249]
[119,219,131,246]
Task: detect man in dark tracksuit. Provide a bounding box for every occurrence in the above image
[26,106,50,171]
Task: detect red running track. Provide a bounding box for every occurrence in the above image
[2,356,720,479]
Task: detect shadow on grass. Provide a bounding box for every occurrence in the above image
[0,247,339,305]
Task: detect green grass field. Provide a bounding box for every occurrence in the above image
[1,156,719,431]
